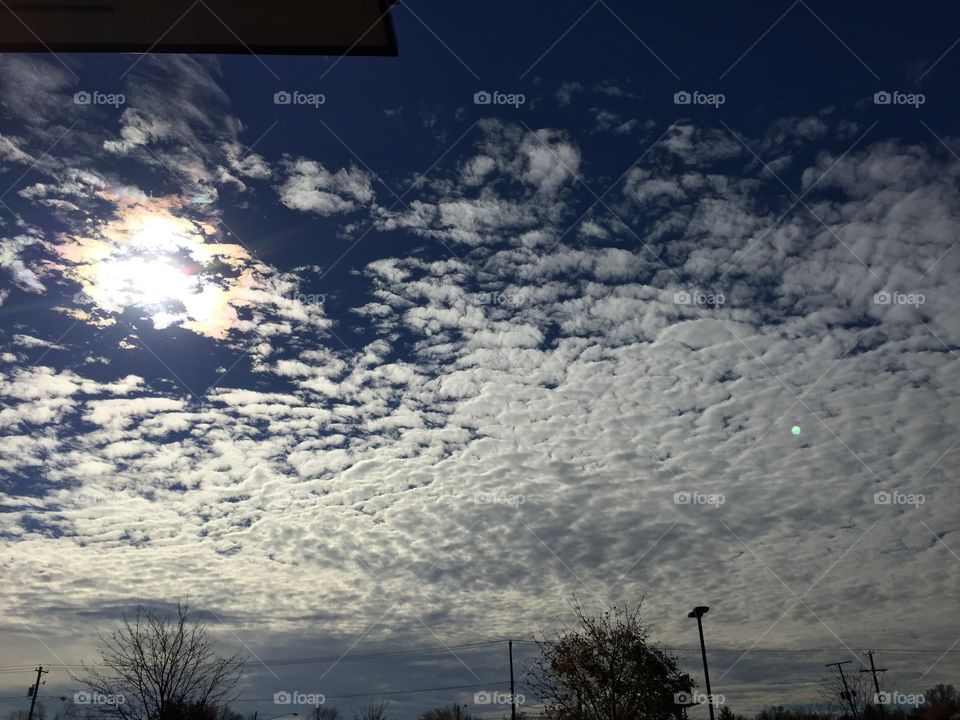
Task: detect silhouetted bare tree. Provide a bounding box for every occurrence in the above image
[821,668,875,719]
[921,685,960,720]
[71,603,244,720]
[757,706,836,720]
[353,703,390,720]
[309,708,343,720]
[417,706,478,720]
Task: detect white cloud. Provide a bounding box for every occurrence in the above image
[278,158,376,215]
[555,81,584,106]
[1,95,959,716]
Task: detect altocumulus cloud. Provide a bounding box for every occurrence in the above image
[0,54,957,715]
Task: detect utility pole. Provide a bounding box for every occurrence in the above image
[27,666,47,720]
[826,661,860,720]
[508,640,517,720]
[861,650,888,715]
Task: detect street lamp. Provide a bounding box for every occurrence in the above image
[687,606,715,720]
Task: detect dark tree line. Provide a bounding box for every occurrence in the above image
[753,688,960,720]
[20,602,953,720]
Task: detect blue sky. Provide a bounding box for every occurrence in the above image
[1,1,959,718]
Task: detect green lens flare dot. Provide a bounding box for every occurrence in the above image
[791,425,801,435]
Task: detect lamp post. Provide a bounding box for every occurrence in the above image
[688,606,715,720]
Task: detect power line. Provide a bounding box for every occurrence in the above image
[0,640,507,673]
[227,681,508,702]
[0,682,508,707]
[0,643,956,674]
[509,640,958,655]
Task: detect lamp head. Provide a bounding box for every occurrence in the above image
[687,606,710,618]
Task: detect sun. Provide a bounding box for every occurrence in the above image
[71,206,204,313]
[95,254,198,308]
[57,195,253,338]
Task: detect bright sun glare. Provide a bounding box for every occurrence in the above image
[96,255,197,307]
[60,200,251,338]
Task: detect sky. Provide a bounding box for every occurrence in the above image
[0,1,959,718]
